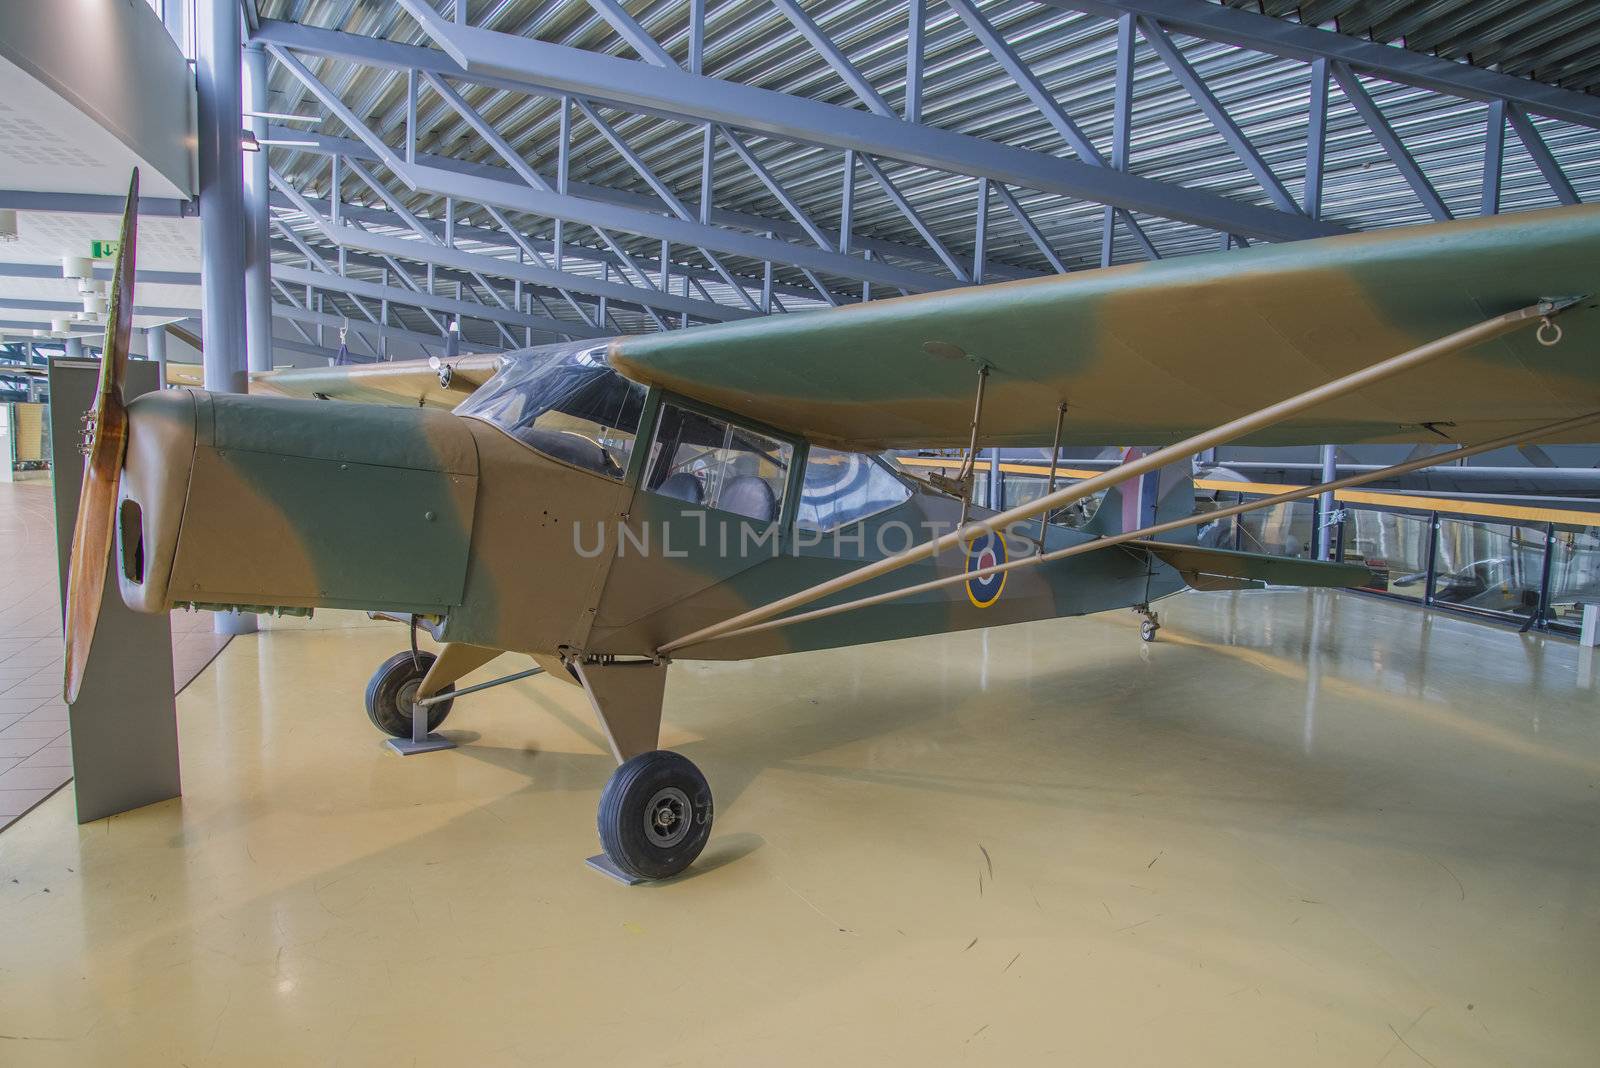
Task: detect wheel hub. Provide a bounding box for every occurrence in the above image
[643,786,692,848]
[396,678,421,719]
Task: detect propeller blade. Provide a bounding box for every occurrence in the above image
[63,169,139,703]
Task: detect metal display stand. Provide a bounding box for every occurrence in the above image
[585,854,647,886]
[49,360,182,823]
[385,663,545,756]
[386,695,457,756]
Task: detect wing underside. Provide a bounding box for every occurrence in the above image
[609,205,1600,450]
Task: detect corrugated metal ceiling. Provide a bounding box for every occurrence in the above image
[251,1,1598,340]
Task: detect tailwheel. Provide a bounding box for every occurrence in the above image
[1134,604,1160,642]
[364,650,454,738]
[597,750,713,881]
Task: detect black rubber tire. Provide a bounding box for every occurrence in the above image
[364,650,455,738]
[597,750,714,881]
[1140,620,1159,643]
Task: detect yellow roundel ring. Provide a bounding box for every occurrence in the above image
[964,529,1008,608]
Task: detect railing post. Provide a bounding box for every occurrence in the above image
[1423,513,1441,607]
[1535,522,1557,631]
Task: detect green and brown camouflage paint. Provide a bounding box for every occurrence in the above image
[118,203,1581,673]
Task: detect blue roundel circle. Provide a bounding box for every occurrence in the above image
[965,530,1008,608]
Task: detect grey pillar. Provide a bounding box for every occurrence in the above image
[65,336,84,358]
[988,448,1002,511]
[242,44,273,375]
[1317,444,1338,560]
[147,324,168,387]
[196,0,257,637]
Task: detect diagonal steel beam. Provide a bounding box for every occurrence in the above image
[270,188,832,306]
[570,98,762,311]
[422,71,556,193]
[768,0,894,118]
[1330,62,1452,222]
[946,0,1161,258]
[858,155,969,282]
[267,51,959,293]
[1505,105,1582,207]
[717,126,833,251]
[268,128,1040,284]
[295,214,758,322]
[992,184,1069,273]
[259,17,1339,242]
[1038,0,1600,130]
[273,264,607,339]
[583,0,677,69]
[1136,17,1301,215]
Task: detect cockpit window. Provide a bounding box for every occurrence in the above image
[645,401,793,523]
[455,341,645,479]
[797,448,912,532]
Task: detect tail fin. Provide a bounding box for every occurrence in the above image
[1084,448,1195,543]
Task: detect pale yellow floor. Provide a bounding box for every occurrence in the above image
[0,590,1597,1066]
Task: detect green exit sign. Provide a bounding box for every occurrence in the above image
[90,239,119,259]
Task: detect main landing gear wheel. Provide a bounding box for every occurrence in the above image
[597,750,714,881]
[1140,619,1159,643]
[365,650,455,738]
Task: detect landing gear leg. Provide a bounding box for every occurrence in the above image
[1134,603,1161,643]
[573,658,713,883]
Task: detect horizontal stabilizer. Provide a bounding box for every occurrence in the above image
[1131,540,1376,592]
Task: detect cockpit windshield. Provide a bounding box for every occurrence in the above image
[455,341,646,479]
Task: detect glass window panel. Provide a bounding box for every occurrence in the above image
[1545,527,1600,629]
[1342,508,1432,600]
[1237,499,1315,559]
[645,402,792,523]
[797,448,911,532]
[1432,518,1545,619]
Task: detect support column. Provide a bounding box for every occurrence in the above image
[196,0,257,637]
[242,44,274,375]
[147,325,168,387]
[1317,444,1337,559]
[65,337,84,358]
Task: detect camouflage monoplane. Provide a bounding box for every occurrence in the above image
[66,170,1600,881]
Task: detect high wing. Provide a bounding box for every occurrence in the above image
[251,354,502,409]
[608,204,1600,450]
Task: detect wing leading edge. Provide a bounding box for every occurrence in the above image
[609,204,1600,450]
[251,354,502,409]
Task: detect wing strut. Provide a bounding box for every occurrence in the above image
[956,363,989,527]
[1037,401,1068,544]
[675,408,1600,647]
[656,300,1572,655]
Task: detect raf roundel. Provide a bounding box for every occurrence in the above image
[965,530,1008,608]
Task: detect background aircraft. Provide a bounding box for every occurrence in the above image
[66,173,1600,881]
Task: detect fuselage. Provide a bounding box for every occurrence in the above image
[113,342,1184,662]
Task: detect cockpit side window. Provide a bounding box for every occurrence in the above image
[645,402,793,523]
[797,448,912,532]
[455,342,646,480]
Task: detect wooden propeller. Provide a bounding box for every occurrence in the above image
[63,169,139,703]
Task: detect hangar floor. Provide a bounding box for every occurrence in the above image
[1,582,1597,1065]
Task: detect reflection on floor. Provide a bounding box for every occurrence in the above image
[0,587,1596,1066]
[0,482,230,830]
